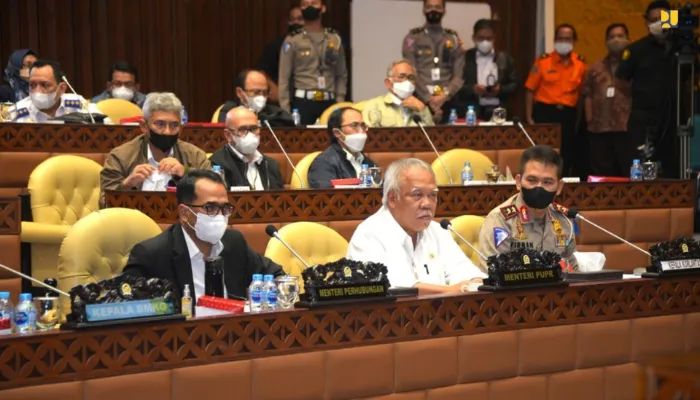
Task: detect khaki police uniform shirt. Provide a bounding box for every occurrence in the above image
[401,26,465,104]
[478,194,578,272]
[10,93,109,124]
[278,28,348,112]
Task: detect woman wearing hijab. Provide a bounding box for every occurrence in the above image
[0,49,37,103]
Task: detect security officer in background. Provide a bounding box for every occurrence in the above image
[279,0,348,125]
[402,0,465,123]
[525,24,587,177]
[616,0,677,178]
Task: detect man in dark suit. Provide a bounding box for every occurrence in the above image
[210,107,285,190]
[455,19,518,121]
[218,69,294,127]
[123,170,283,301]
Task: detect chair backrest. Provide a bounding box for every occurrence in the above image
[27,155,103,225]
[211,104,225,123]
[318,101,355,125]
[57,208,162,314]
[449,215,486,266]
[431,149,495,185]
[94,98,142,123]
[353,100,367,112]
[290,151,321,189]
[264,222,348,291]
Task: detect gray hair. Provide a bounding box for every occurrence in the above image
[142,92,183,120]
[385,59,414,78]
[382,158,435,204]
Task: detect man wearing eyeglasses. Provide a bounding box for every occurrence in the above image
[308,107,377,188]
[91,61,147,108]
[360,60,434,128]
[210,107,284,190]
[348,158,485,295]
[217,69,294,127]
[100,92,211,207]
[123,170,283,303]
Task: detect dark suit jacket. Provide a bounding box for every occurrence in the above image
[455,48,519,117]
[217,101,295,127]
[209,145,284,190]
[308,143,377,189]
[122,224,283,300]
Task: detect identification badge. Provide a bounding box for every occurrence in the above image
[606,86,615,98]
[431,67,440,81]
[317,76,326,89]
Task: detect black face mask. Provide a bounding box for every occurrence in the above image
[425,11,444,24]
[520,186,557,210]
[302,6,321,21]
[149,130,179,153]
[289,23,304,35]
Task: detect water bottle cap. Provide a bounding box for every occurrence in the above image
[213,165,221,171]
[362,164,369,168]
[633,159,640,163]
[263,275,274,281]
[468,106,474,110]
[292,108,299,113]
[19,293,32,301]
[252,274,263,281]
[450,109,456,112]
[0,292,8,299]
[466,162,471,167]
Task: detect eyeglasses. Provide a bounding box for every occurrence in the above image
[341,122,369,132]
[187,203,234,217]
[111,80,136,89]
[151,120,182,133]
[225,125,261,137]
[243,89,271,97]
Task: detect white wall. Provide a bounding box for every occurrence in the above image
[350,0,491,102]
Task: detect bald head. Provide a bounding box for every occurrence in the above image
[225,106,258,130]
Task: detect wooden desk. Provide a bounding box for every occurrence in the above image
[0,278,699,400]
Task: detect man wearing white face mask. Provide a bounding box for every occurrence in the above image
[123,170,283,303]
[308,107,377,188]
[91,62,147,108]
[360,60,433,127]
[218,69,294,127]
[210,107,284,190]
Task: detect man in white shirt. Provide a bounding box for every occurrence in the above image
[347,158,485,294]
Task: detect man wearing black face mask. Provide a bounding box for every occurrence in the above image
[478,145,578,272]
[402,0,465,123]
[100,92,211,207]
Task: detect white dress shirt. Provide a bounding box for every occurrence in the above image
[476,50,500,107]
[389,93,411,127]
[141,146,173,191]
[229,144,265,190]
[182,228,226,301]
[342,147,365,177]
[347,206,486,288]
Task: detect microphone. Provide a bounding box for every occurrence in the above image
[512,117,537,147]
[0,263,70,297]
[265,225,312,269]
[412,114,453,184]
[263,120,305,188]
[61,76,95,124]
[439,219,487,260]
[565,210,651,256]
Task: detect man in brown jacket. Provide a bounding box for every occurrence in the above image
[100,92,211,207]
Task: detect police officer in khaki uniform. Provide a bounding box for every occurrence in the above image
[478,146,578,272]
[279,0,347,125]
[402,0,465,123]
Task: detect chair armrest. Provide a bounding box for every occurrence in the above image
[20,222,70,244]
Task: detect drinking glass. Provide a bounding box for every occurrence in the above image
[491,107,507,124]
[368,109,382,128]
[35,296,59,331]
[276,276,300,310]
[0,103,14,122]
[369,167,383,188]
[642,161,658,180]
[485,165,502,184]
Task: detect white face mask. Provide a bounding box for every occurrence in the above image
[392,80,415,100]
[245,94,267,113]
[554,41,573,55]
[186,208,228,244]
[648,21,666,38]
[112,86,134,101]
[30,91,57,110]
[476,40,493,54]
[341,131,368,153]
[233,132,260,155]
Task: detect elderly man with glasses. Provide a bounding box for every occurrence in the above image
[217,69,294,127]
[210,106,284,190]
[361,60,434,128]
[100,92,211,206]
[122,169,283,304]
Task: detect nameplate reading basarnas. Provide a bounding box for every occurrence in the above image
[659,258,700,272]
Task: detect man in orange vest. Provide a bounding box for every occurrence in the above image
[525,24,587,177]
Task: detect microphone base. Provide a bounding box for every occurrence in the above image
[641,269,700,279]
[61,313,185,330]
[477,281,569,292]
[295,295,397,309]
[564,270,624,282]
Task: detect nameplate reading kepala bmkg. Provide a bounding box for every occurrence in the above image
[85,299,176,322]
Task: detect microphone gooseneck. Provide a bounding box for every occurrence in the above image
[414,116,453,184]
[440,219,487,260]
[62,76,95,124]
[513,116,536,147]
[263,120,305,188]
[265,224,312,269]
[567,210,651,257]
[0,263,70,297]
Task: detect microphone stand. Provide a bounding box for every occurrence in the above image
[62,76,95,124]
[263,120,305,188]
[0,263,70,297]
[576,215,650,256]
[413,116,453,184]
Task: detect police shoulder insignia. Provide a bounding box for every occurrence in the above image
[622,49,630,60]
[494,227,510,248]
[552,202,569,215]
[325,27,338,34]
[64,99,82,108]
[16,108,29,118]
[410,27,423,35]
[499,204,518,220]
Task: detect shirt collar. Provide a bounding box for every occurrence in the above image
[229,144,263,165]
[146,143,174,164]
[377,206,424,246]
[383,92,402,106]
[342,146,364,164]
[515,193,555,223]
[182,224,225,259]
[476,50,495,59]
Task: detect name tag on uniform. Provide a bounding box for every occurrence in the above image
[317,76,326,89]
[431,68,440,81]
[606,86,615,98]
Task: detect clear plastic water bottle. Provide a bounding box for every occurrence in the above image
[249,274,264,313]
[359,164,370,187]
[181,105,188,125]
[630,159,643,181]
[262,275,278,311]
[292,108,301,126]
[212,165,226,186]
[14,293,36,334]
[0,292,13,335]
[448,109,458,125]
[461,162,474,185]
[466,106,477,126]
